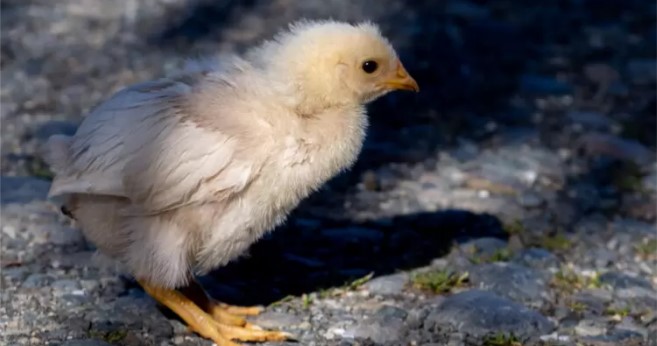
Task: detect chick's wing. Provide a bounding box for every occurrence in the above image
[49,77,261,214]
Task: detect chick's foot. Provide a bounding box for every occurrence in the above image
[139,280,292,346]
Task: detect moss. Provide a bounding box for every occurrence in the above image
[503,220,526,236]
[26,158,54,180]
[483,332,521,346]
[604,306,631,318]
[635,239,657,259]
[301,293,313,309]
[551,268,601,293]
[539,233,572,252]
[567,301,587,313]
[411,270,469,293]
[269,294,295,307]
[345,272,374,290]
[470,247,513,264]
[88,329,127,344]
[612,162,646,193]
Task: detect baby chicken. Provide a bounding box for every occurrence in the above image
[44,20,418,346]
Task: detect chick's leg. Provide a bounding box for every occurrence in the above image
[139,280,290,345]
[179,278,263,327]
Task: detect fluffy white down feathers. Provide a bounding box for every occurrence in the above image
[43,20,418,288]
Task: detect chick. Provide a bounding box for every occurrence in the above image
[44,20,418,346]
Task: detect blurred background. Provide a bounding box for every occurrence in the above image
[1,1,656,345]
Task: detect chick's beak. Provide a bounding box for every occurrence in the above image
[384,61,420,92]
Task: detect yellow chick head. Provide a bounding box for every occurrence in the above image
[252,20,419,111]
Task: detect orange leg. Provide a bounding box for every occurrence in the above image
[139,280,292,346]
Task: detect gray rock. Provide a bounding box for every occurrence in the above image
[626,59,657,85]
[575,318,608,337]
[363,273,409,296]
[571,289,613,314]
[577,329,644,346]
[61,340,113,346]
[344,305,408,343]
[0,176,50,204]
[51,279,82,295]
[249,311,304,329]
[579,133,654,167]
[599,271,654,290]
[615,317,648,338]
[469,262,548,307]
[424,290,554,339]
[512,248,559,269]
[517,192,544,208]
[22,273,54,288]
[520,74,573,95]
[610,219,656,236]
[459,237,507,257]
[566,111,615,131]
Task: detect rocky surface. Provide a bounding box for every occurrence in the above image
[2,0,656,346]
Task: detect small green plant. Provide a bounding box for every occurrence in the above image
[551,268,601,293]
[604,306,631,318]
[269,294,295,307]
[345,272,374,290]
[567,301,587,313]
[503,220,526,236]
[483,332,521,346]
[470,248,513,264]
[301,293,313,309]
[88,329,127,343]
[411,270,469,293]
[635,239,657,260]
[539,233,572,252]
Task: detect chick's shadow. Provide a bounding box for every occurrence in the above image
[201,208,506,306]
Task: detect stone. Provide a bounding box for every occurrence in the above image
[424,290,554,339]
[520,74,573,95]
[343,305,408,343]
[249,311,304,329]
[626,59,656,85]
[22,273,54,288]
[599,271,654,290]
[575,319,608,337]
[511,248,559,269]
[469,262,548,307]
[566,111,615,131]
[0,176,50,204]
[459,237,507,258]
[363,273,409,296]
[61,340,113,346]
[579,133,653,167]
[517,192,544,208]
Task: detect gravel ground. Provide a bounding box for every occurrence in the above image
[2,1,656,345]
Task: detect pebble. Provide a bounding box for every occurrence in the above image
[0,176,50,204]
[468,262,548,307]
[424,290,554,339]
[511,248,560,269]
[575,318,608,337]
[343,306,408,343]
[249,311,304,329]
[363,273,409,296]
[61,340,113,346]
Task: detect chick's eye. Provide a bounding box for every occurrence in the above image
[362,60,378,74]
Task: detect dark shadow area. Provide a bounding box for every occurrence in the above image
[201,209,505,306]
[152,0,257,48]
